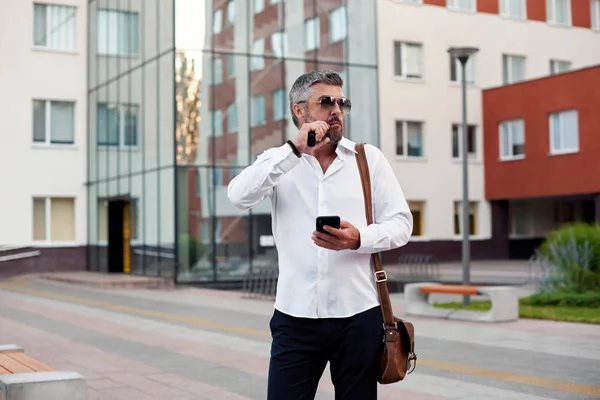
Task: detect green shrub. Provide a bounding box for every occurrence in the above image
[178,234,207,268]
[537,223,600,292]
[520,291,600,308]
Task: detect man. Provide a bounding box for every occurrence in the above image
[227,70,413,400]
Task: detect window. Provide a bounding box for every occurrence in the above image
[453,201,478,236]
[97,9,139,56]
[451,124,477,159]
[499,0,526,19]
[213,9,222,33]
[592,0,600,29]
[97,103,139,147]
[97,198,138,242]
[396,121,423,157]
[502,54,526,84]
[448,0,476,11]
[254,0,264,14]
[34,3,76,51]
[547,0,571,25]
[499,119,525,160]
[213,58,223,84]
[33,100,75,145]
[450,53,476,84]
[549,110,578,154]
[226,1,235,27]
[394,42,423,79]
[550,60,571,75]
[252,95,266,126]
[510,202,532,236]
[250,38,265,71]
[329,6,347,43]
[409,201,425,236]
[33,197,75,242]
[273,89,285,121]
[227,103,238,133]
[211,110,223,136]
[227,55,236,77]
[305,17,320,51]
[271,31,287,59]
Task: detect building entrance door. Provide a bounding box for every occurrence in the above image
[107,198,131,274]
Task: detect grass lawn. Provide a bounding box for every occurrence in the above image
[432,300,600,325]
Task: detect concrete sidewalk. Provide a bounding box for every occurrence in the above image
[0,276,599,400]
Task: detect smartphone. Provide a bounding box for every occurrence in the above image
[307,131,316,147]
[316,216,341,234]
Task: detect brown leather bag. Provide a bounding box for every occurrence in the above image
[355,143,417,384]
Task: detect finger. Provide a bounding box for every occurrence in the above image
[322,225,342,237]
[339,220,352,228]
[313,231,336,242]
[313,237,339,251]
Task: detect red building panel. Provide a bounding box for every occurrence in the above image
[572,0,592,28]
[423,0,446,7]
[477,0,499,14]
[483,65,600,200]
[526,0,546,21]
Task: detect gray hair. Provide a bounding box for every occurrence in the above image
[288,70,344,128]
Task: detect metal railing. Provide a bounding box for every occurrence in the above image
[241,266,278,301]
[391,253,441,282]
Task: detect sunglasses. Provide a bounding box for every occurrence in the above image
[299,96,352,114]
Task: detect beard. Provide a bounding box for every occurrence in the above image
[304,112,344,145]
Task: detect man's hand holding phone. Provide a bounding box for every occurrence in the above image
[313,217,361,251]
[291,121,330,154]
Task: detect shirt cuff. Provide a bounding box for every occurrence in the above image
[274,143,302,173]
[356,225,376,254]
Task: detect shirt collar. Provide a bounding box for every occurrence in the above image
[335,137,358,160]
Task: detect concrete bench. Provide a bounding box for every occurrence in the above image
[0,345,85,400]
[405,282,519,322]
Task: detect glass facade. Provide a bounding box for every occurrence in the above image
[87,0,379,283]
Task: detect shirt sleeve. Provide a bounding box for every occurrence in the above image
[355,144,413,254]
[227,143,302,210]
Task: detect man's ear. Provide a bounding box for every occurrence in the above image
[292,103,304,123]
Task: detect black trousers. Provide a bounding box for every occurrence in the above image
[267,306,383,400]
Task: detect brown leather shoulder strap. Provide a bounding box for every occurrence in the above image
[354,143,396,327]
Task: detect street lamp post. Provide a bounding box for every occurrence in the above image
[447,47,479,306]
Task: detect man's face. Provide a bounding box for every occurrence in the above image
[300,83,349,145]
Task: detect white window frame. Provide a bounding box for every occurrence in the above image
[549,109,579,155]
[591,0,600,30]
[550,59,571,75]
[394,42,423,79]
[273,88,285,121]
[452,123,478,160]
[250,38,265,71]
[226,1,235,27]
[329,6,347,43]
[213,9,222,34]
[33,3,77,52]
[503,54,526,84]
[212,109,223,137]
[304,17,320,51]
[448,0,477,12]
[227,103,238,133]
[252,95,266,127]
[499,0,527,19]
[453,201,479,237]
[213,58,223,84]
[270,31,287,59]
[395,120,424,158]
[32,196,77,246]
[546,0,572,26]
[509,202,533,237]
[97,103,139,149]
[33,100,76,146]
[499,119,525,160]
[450,53,476,84]
[254,0,264,14]
[97,9,139,57]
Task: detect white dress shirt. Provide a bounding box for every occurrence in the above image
[227,137,413,319]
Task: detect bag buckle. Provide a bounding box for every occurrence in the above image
[375,271,387,282]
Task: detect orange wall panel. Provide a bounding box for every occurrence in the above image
[572,0,592,28]
[483,66,600,200]
[423,0,446,6]
[478,0,499,14]
[527,0,546,21]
